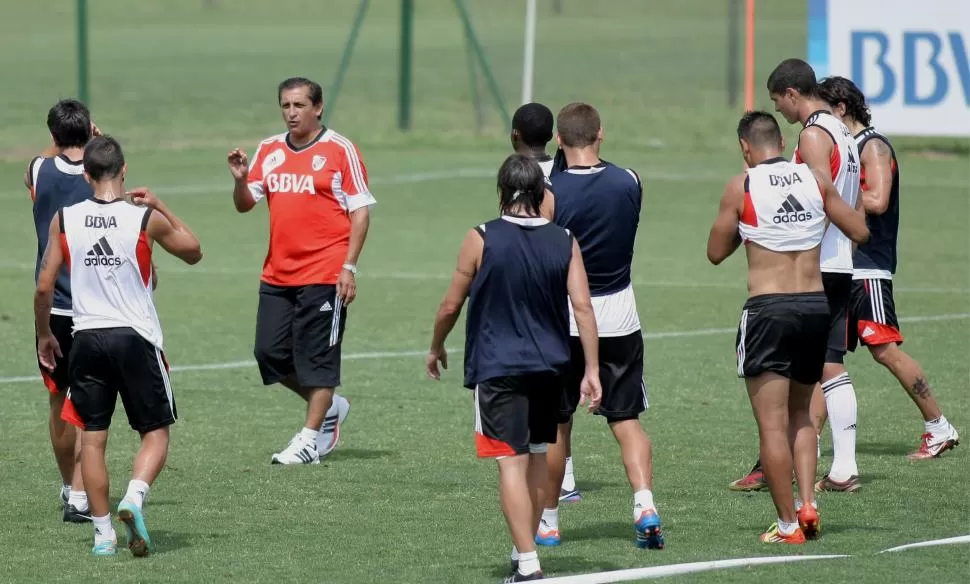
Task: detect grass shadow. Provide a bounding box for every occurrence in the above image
[118,528,192,557]
[325,448,396,461]
[566,520,637,543]
[486,556,624,579]
[570,480,612,496]
[855,442,913,457]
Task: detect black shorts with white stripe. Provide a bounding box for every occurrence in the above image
[848,278,903,349]
[559,332,647,423]
[735,293,829,385]
[254,283,347,389]
[67,327,176,432]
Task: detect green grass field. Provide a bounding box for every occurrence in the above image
[0,1,967,583]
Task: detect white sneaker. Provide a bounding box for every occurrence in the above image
[271,433,320,465]
[318,395,350,457]
[908,425,960,460]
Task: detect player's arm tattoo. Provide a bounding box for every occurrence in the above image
[911,377,931,400]
[456,267,475,278]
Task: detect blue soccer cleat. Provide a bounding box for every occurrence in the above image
[634,508,665,550]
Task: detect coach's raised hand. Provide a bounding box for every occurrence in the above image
[227,148,249,180]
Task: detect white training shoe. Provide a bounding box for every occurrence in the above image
[271,433,320,465]
[908,425,960,460]
[318,395,351,457]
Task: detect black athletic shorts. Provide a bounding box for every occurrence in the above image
[559,331,647,423]
[822,272,852,363]
[848,278,903,350]
[37,314,74,394]
[474,373,560,458]
[735,292,829,385]
[254,282,347,389]
[66,328,175,433]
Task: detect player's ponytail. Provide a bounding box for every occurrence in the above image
[497,154,546,217]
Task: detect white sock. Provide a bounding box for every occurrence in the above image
[124,479,150,509]
[633,489,656,519]
[777,518,800,535]
[68,489,89,511]
[510,545,519,562]
[795,498,818,512]
[299,426,318,448]
[540,507,559,531]
[92,514,115,543]
[61,484,71,499]
[822,373,859,481]
[562,456,576,491]
[925,415,949,436]
[517,551,540,576]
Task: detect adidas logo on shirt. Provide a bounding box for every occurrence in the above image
[319,301,333,312]
[773,194,813,224]
[84,236,122,266]
[862,326,875,338]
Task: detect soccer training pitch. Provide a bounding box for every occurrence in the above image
[0,1,967,582]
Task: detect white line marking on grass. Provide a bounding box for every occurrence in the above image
[1,314,964,385]
[1,261,966,296]
[880,534,970,553]
[3,166,966,201]
[540,554,849,583]
[139,168,970,195]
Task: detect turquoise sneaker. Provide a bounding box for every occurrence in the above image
[92,539,117,556]
[117,500,152,557]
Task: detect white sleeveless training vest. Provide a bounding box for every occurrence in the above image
[794,110,861,273]
[739,158,826,252]
[60,199,163,349]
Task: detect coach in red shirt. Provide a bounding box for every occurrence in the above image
[227,77,375,465]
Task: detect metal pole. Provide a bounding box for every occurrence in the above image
[727,0,739,108]
[454,0,510,127]
[744,0,756,112]
[464,24,484,132]
[521,0,537,105]
[324,0,369,126]
[76,0,89,105]
[398,0,414,130]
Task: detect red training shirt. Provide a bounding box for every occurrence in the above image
[247,128,376,286]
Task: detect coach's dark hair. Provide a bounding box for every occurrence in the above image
[47,99,92,149]
[497,154,545,215]
[556,102,601,148]
[512,103,554,148]
[278,77,324,119]
[818,76,872,127]
[83,135,125,181]
[767,58,818,97]
[737,111,782,148]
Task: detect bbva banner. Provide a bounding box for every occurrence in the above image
[807,0,970,137]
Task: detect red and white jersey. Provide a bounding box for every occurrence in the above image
[247,128,376,286]
[739,158,826,253]
[794,110,861,273]
[59,199,163,349]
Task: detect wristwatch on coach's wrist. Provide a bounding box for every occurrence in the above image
[342,263,358,275]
